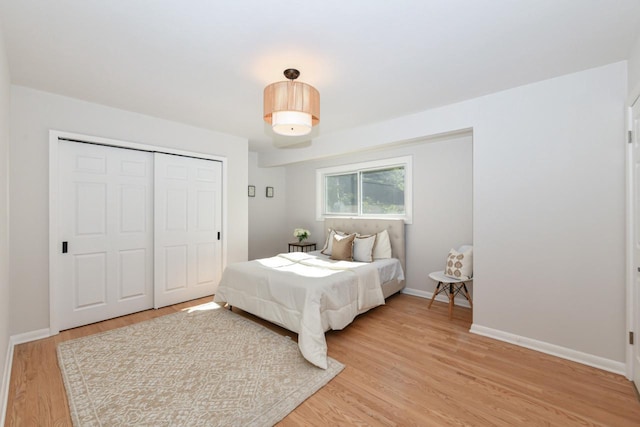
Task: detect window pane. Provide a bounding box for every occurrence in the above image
[325,173,358,214]
[361,167,405,214]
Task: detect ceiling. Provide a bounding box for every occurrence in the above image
[1,1,639,153]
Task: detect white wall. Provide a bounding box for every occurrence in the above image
[9,86,249,336]
[248,152,289,259]
[629,31,640,99]
[0,20,11,424]
[473,63,626,365]
[284,134,473,299]
[259,61,628,366]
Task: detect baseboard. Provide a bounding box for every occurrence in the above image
[10,328,51,346]
[470,324,626,376]
[1,328,52,424]
[1,337,14,427]
[401,287,472,308]
[399,290,624,375]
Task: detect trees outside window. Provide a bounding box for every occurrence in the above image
[317,157,412,223]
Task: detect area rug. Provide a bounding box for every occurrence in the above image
[57,303,344,426]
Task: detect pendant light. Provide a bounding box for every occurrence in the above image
[263,69,320,136]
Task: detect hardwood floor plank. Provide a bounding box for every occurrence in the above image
[5,294,640,426]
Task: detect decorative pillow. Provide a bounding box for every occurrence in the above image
[353,234,377,262]
[330,233,356,261]
[372,229,392,259]
[444,247,473,280]
[321,229,346,256]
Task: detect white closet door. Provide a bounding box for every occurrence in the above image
[57,141,154,330]
[154,153,222,308]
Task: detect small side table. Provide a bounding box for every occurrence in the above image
[288,242,317,253]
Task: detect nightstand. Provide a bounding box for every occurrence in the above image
[288,242,317,253]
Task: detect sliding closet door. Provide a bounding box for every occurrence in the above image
[57,141,154,330]
[154,153,222,308]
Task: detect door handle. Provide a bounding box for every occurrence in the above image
[62,241,68,253]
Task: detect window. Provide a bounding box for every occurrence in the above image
[316,156,412,223]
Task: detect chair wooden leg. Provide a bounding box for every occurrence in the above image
[428,282,441,309]
[462,283,473,310]
[448,283,454,319]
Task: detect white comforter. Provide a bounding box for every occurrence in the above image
[213,252,385,369]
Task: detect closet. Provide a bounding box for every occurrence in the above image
[54,139,222,331]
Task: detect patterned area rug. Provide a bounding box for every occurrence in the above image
[57,303,344,426]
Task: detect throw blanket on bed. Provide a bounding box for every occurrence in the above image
[214,252,385,369]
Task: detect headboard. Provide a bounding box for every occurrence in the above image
[323,218,406,274]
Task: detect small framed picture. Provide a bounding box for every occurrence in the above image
[266,186,274,198]
[248,185,255,197]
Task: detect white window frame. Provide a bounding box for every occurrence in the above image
[315,156,413,224]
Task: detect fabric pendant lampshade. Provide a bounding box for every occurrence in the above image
[264,69,320,137]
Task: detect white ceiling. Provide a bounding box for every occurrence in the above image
[1,0,639,152]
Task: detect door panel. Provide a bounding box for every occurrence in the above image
[58,141,154,330]
[120,185,147,232]
[197,190,215,230]
[74,252,107,308]
[76,182,106,235]
[197,243,216,284]
[119,248,147,299]
[154,153,222,308]
[166,189,188,230]
[164,245,188,291]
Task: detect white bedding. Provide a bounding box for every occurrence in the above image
[213,251,404,369]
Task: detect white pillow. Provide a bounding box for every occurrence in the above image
[373,229,392,259]
[353,234,377,262]
[444,247,473,280]
[321,228,345,256]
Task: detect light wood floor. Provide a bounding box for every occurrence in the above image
[5,294,640,426]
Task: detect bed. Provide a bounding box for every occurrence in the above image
[213,218,405,369]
